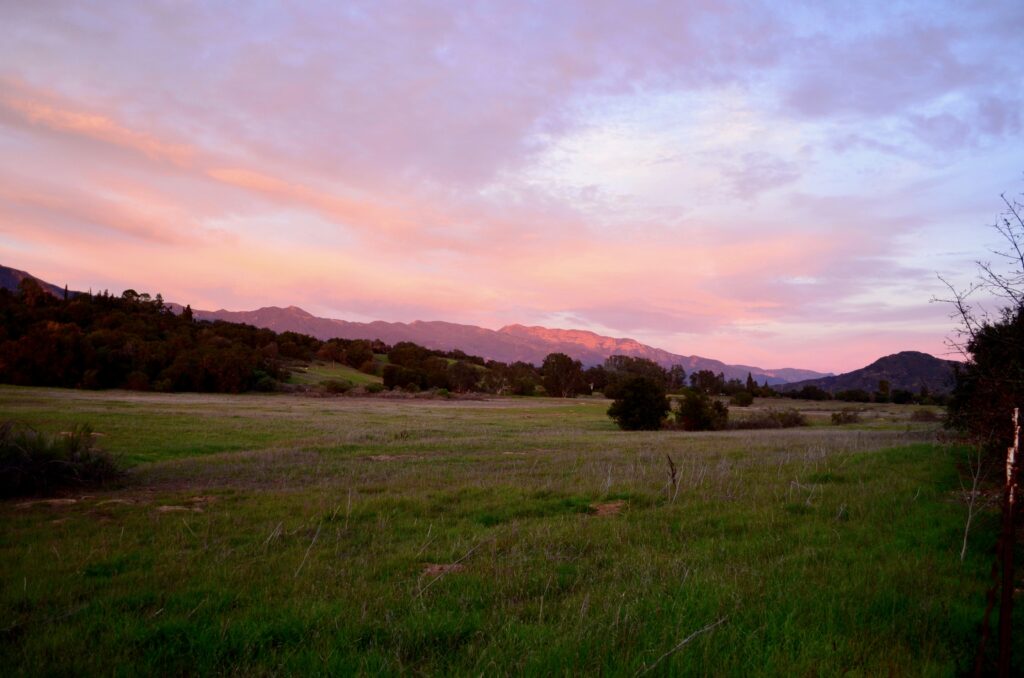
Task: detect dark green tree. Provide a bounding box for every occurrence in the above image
[689,369,723,395]
[675,391,729,431]
[541,352,585,398]
[667,365,687,392]
[447,361,479,393]
[940,185,1024,456]
[947,305,1024,453]
[606,377,669,430]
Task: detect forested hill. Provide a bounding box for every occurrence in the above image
[779,351,958,396]
[0,279,315,392]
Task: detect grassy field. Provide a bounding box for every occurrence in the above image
[0,386,1012,675]
[286,361,383,387]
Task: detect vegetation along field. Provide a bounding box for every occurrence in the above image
[0,385,1012,675]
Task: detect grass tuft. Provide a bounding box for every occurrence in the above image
[0,421,125,497]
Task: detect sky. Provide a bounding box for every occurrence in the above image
[1,1,1023,373]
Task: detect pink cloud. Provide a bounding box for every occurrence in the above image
[1,2,1019,373]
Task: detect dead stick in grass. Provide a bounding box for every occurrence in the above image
[415,536,495,598]
[294,523,322,578]
[960,447,983,563]
[666,454,679,502]
[635,616,728,677]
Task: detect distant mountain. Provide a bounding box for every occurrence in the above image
[779,351,957,395]
[0,264,831,384]
[188,305,829,384]
[0,264,76,299]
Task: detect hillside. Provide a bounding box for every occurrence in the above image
[0,265,75,299]
[780,351,957,395]
[189,306,828,384]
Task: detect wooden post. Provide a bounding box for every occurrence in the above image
[997,407,1019,677]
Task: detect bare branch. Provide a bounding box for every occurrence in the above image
[635,617,728,677]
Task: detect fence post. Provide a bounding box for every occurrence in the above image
[997,407,1019,677]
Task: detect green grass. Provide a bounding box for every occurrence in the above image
[0,385,1013,675]
[286,361,383,386]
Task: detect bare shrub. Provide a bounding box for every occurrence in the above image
[831,409,862,425]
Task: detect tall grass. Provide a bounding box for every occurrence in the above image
[0,387,1010,674]
[0,421,124,497]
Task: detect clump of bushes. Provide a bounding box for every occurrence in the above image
[320,379,353,394]
[731,408,807,430]
[831,409,863,425]
[0,422,124,498]
[607,377,670,430]
[729,391,754,407]
[671,391,729,431]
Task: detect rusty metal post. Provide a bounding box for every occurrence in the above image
[997,407,1019,677]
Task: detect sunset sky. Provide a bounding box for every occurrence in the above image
[2,1,1023,373]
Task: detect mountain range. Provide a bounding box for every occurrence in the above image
[182,304,827,384]
[3,263,961,389]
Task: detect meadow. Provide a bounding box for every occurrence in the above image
[0,386,1009,675]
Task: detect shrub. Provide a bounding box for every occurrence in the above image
[607,377,670,430]
[831,409,862,425]
[673,392,729,431]
[382,364,425,390]
[0,422,124,498]
[731,408,808,430]
[320,379,353,394]
[729,391,754,407]
[364,383,384,394]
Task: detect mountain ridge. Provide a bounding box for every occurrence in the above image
[185,304,828,384]
[0,265,76,300]
[1,263,831,384]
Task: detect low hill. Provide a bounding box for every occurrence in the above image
[779,351,957,395]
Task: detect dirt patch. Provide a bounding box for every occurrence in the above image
[422,563,465,577]
[16,498,79,509]
[589,500,626,516]
[96,499,134,506]
[156,505,204,513]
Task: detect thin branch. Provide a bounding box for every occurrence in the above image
[294,522,322,578]
[961,448,984,563]
[635,617,728,677]
[415,536,495,598]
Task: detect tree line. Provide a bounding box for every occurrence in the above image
[0,276,952,403]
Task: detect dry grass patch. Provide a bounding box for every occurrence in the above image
[589,499,626,516]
